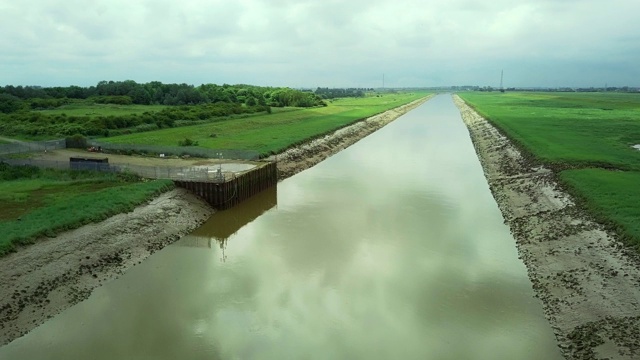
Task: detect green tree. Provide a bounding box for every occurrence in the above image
[129,87,152,104]
[0,93,23,113]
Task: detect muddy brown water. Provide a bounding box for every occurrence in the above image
[0,95,562,359]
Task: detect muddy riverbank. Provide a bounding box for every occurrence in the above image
[271,95,433,180]
[0,96,432,346]
[0,189,214,345]
[454,95,640,360]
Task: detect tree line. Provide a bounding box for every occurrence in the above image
[314,87,370,99]
[0,81,327,113]
[0,81,332,139]
[0,102,271,138]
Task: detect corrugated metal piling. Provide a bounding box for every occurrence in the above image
[174,162,277,210]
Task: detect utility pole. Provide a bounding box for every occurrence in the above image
[500,70,505,93]
[382,73,385,90]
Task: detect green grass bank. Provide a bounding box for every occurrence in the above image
[37,103,168,118]
[101,93,427,156]
[0,163,174,256]
[458,92,640,249]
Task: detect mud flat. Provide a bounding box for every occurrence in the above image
[270,95,433,180]
[454,94,640,360]
[0,188,214,345]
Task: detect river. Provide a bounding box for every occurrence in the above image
[0,95,562,359]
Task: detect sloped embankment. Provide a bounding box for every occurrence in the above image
[272,95,433,180]
[454,94,640,360]
[0,189,214,346]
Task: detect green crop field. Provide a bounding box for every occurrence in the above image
[458,91,640,248]
[37,103,167,117]
[101,93,428,156]
[0,163,173,256]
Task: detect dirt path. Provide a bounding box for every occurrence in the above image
[453,95,640,360]
[270,95,434,180]
[0,189,214,345]
[0,96,433,346]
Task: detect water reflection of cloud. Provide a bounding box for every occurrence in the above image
[206,97,558,358]
[0,96,561,360]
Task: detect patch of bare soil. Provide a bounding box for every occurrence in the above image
[453,95,640,360]
[269,95,433,180]
[0,189,214,345]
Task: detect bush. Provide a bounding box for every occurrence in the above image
[0,93,23,113]
[178,138,199,146]
[0,163,41,180]
[90,95,133,105]
[66,134,88,148]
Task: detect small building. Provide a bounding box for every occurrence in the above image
[69,157,110,171]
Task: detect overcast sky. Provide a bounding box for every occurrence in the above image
[1,0,639,88]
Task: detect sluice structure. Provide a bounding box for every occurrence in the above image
[174,162,278,210]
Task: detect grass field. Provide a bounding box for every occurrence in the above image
[37,103,167,117]
[560,169,640,249]
[101,93,428,156]
[0,164,173,256]
[458,91,640,248]
[459,92,640,171]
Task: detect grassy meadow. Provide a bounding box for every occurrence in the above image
[560,169,640,247]
[101,92,428,156]
[459,92,640,170]
[0,163,173,256]
[37,103,167,117]
[458,91,640,249]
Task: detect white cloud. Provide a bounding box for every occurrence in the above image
[1,0,639,87]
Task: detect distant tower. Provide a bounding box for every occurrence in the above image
[383,73,385,89]
[500,70,505,93]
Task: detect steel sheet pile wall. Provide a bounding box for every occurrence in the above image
[174,162,277,210]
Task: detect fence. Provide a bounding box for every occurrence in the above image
[174,162,278,210]
[0,158,241,183]
[2,158,279,210]
[87,140,261,161]
[0,139,66,156]
[0,138,259,161]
